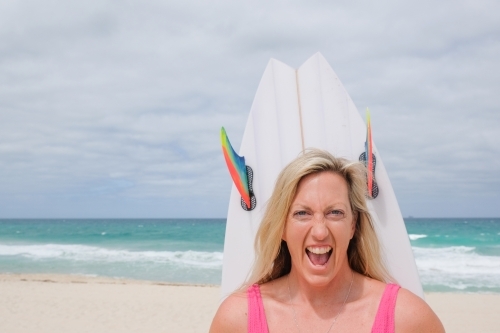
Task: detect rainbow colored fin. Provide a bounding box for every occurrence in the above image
[365,108,374,197]
[221,127,255,210]
[359,108,379,199]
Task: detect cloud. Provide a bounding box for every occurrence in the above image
[0,0,499,217]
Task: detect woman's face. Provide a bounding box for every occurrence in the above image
[283,171,356,286]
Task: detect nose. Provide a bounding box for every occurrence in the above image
[311,215,328,240]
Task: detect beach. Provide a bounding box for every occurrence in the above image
[1,274,499,333]
[1,219,499,332]
[0,274,220,333]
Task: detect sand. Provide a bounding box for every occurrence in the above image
[0,274,220,333]
[1,274,499,333]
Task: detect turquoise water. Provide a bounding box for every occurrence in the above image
[0,218,499,292]
[0,219,225,284]
[405,218,500,293]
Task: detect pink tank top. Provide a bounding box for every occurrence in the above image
[247,283,400,333]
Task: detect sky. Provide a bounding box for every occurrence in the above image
[0,0,499,218]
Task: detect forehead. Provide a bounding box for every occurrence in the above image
[294,171,349,202]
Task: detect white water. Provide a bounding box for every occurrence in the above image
[0,243,223,268]
[413,246,500,291]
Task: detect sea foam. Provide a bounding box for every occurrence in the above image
[0,243,223,268]
[413,246,500,291]
[409,234,427,240]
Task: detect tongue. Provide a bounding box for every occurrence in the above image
[307,251,330,266]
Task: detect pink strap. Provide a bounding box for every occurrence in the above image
[247,284,269,333]
[371,284,400,333]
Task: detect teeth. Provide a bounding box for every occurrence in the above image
[306,246,332,254]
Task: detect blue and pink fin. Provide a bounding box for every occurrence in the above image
[359,108,379,199]
[220,127,256,211]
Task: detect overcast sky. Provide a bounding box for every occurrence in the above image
[0,0,498,218]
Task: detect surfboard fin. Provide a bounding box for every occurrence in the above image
[220,127,256,211]
[359,109,379,199]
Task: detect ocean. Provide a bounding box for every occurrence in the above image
[0,218,499,293]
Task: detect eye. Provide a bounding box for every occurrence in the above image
[327,209,345,219]
[294,210,308,216]
[292,210,312,221]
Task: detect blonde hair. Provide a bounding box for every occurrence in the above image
[249,149,391,285]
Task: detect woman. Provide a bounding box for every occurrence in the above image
[210,149,444,333]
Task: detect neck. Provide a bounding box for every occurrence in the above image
[287,264,354,308]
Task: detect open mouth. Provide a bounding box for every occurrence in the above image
[306,246,332,266]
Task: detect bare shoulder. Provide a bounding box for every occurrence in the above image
[361,275,388,294]
[209,290,247,333]
[395,288,445,333]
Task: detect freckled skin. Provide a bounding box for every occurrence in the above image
[283,171,355,288]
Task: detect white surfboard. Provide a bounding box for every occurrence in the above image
[221,53,423,299]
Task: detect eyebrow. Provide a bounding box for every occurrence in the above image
[290,203,348,211]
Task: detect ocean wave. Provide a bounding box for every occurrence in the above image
[0,243,223,268]
[408,234,427,241]
[412,246,500,290]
